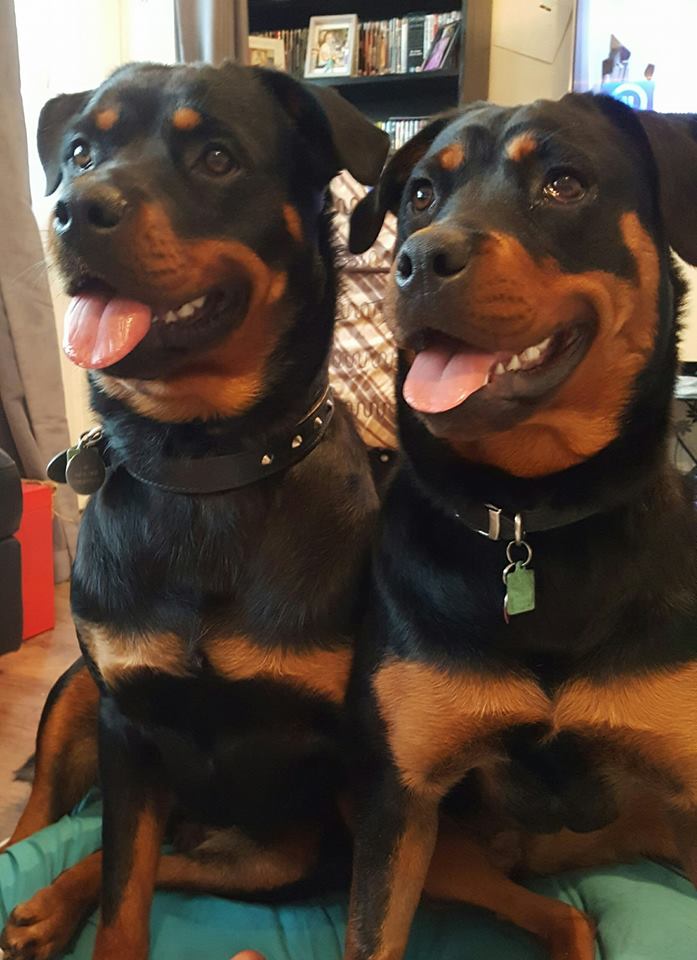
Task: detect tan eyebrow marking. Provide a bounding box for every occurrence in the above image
[172,107,202,131]
[436,143,465,171]
[506,133,539,163]
[283,204,303,243]
[95,107,119,131]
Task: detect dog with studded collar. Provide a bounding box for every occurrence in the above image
[0,60,388,960]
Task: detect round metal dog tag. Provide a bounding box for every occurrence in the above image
[47,448,70,484]
[65,447,106,495]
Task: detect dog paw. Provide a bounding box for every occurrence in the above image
[0,887,83,960]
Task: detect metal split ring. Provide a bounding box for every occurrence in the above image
[506,539,533,567]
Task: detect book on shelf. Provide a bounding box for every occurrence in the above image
[378,117,430,151]
[251,9,461,82]
[362,11,461,76]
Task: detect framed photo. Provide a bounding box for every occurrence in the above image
[304,14,358,79]
[248,36,287,71]
[423,21,460,72]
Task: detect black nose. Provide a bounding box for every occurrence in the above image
[54,184,130,237]
[395,227,477,290]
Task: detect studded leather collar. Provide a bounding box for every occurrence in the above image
[48,386,335,496]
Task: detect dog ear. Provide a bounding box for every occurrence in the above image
[254,67,389,187]
[37,90,93,195]
[348,116,453,254]
[637,111,697,265]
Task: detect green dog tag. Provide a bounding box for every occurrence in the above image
[504,561,536,618]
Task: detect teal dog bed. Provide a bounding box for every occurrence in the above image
[2,796,696,959]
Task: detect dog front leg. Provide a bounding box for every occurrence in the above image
[344,762,439,960]
[3,659,99,850]
[93,695,168,960]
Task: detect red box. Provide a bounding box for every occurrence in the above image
[16,481,55,640]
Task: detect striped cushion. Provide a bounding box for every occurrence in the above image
[330,173,398,449]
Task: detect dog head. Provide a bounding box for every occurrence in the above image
[350,95,697,477]
[39,61,388,422]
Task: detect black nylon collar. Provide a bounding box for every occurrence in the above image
[51,387,335,495]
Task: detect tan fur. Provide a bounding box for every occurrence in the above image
[445,213,660,475]
[93,801,165,960]
[521,793,677,875]
[1,852,102,959]
[76,619,193,687]
[436,143,465,171]
[426,820,595,960]
[376,654,697,808]
[505,133,538,163]
[93,202,290,422]
[283,203,303,243]
[157,825,318,892]
[203,634,352,704]
[95,108,119,131]
[7,667,99,846]
[373,659,551,796]
[172,107,202,131]
[554,663,697,808]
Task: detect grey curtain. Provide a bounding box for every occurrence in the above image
[175,0,249,65]
[0,0,79,582]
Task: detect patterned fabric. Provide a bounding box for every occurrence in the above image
[330,172,398,449]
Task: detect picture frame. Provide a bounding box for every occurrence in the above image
[304,14,359,79]
[248,36,287,71]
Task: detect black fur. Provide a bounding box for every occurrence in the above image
[345,94,697,960]
[19,59,388,951]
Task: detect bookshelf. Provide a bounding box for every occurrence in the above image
[249,1,493,127]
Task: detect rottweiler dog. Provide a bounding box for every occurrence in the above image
[0,61,388,960]
[345,95,697,960]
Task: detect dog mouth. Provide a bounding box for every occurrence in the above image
[402,318,594,415]
[63,282,248,371]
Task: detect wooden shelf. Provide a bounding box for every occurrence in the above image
[307,69,459,90]
[308,69,460,122]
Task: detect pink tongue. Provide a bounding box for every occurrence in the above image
[403,345,496,413]
[63,295,153,369]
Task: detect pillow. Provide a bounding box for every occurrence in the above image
[2,796,696,960]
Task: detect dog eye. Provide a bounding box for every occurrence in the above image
[410,179,435,212]
[201,145,236,176]
[70,140,93,170]
[543,173,585,204]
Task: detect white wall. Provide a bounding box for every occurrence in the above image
[15,0,176,443]
[489,0,575,105]
[488,0,697,360]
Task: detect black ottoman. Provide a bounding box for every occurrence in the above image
[0,447,22,653]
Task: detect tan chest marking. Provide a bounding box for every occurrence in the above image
[554,663,697,806]
[373,660,552,795]
[204,635,352,704]
[375,658,697,801]
[75,619,193,687]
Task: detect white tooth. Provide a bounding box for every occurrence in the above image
[507,354,521,372]
[177,302,196,318]
[538,337,551,352]
[191,296,206,309]
[164,310,178,324]
[495,361,506,375]
[523,345,541,364]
